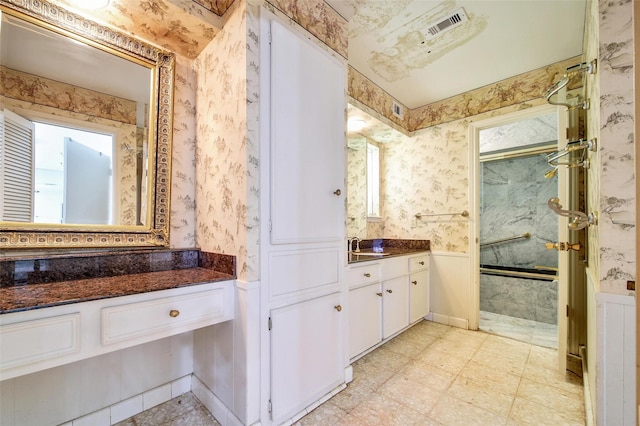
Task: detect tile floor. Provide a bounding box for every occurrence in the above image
[117,320,584,426]
[479,310,558,349]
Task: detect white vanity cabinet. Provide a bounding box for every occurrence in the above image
[409,254,430,323]
[260,13,346,425]
[347,262,382,359]
[0,281,234,381]
[347,253,430,360]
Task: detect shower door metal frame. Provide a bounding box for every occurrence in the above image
[469,103,569,373]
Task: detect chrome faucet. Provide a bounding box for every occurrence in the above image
[347,236,361,253]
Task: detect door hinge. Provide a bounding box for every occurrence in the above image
[268,317,272,330]
[269,220,272,232]
[268,31,272,44]
[566,305,569,317]
[268,399,272,415]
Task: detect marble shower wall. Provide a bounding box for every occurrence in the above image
[480,274,557,324]
[479,154,558,269]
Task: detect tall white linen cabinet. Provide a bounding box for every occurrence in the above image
[259,11,347,426]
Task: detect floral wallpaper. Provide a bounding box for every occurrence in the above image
[170,56,197,248]
[591,0,635,296]
[382,99,548,253]
[266,0,348,58]
[346,136,367,238]
[57,0,222,59]
[0,66,137,125]
[194,0,260,282]
[348,66,410,130]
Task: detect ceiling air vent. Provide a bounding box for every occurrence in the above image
[425,7,468,39]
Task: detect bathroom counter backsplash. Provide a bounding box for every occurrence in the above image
[0,249,236,314]
[348,239,430,264]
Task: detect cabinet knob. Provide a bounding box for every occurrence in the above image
[364,273,371,277]
[412,280,418,285]
[386,289,393,294]
[418,261,425,265]
[333,189,342,196]
[376,292,383,297]
[334,304,342,312]
[169,309,180,318]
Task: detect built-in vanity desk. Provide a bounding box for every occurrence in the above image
[346,239,430,361]
[0,250,235,381]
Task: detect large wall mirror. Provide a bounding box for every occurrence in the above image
[0,0,174,249]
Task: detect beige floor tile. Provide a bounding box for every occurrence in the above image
[409,320,451,337]
[508,397,584,426]
[379,373,444,415]
[447,376,515,417]
[479,334,531,364]
[354,347,412,373]
[522,362,583,397]
[399,360,457,391]
[351,360,396,390]
[459,360,522,395]
[526,345,560,370]
[328,378,375,413]
[517,378,585,419]
[383,334,430,358]
[428,338,479,360]
[347,392,432,425]
[295,401,347,426]
[471,346,527,376]
[441,328,488,348]
[416,347,470,375]
[429,394,509,425]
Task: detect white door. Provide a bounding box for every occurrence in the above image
[63,137,111,224]
[269,20,345,245]
[270,292,343,424]
[348,283,382,359]
[382,276,409,338]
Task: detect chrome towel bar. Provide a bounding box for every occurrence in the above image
[480,232,531,247]
[415,210,469,219]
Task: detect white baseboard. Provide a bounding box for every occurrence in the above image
[431,312,469,329]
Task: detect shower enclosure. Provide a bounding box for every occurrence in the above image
[479,152,559,347]
[477,112,560,348]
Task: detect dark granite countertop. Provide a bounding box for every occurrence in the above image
[347,239,430,264]
[0,249,236,314]
[0,268,234,314]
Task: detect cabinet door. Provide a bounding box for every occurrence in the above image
[269,20,345,245]
[382,276,409,338]
[270,292,343,424]
[348,283,382,359]
[409,270,429,323]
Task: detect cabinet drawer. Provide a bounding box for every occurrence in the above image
[1,313,80,370]
[102,287,230,345]
[409,254,429,272]
[347,262,381,287]
[381,256,408,281]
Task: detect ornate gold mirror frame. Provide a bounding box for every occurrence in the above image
[0,0,174,249]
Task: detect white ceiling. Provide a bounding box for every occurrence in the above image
[326,0,587,109]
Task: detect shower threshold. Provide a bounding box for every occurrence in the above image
[479,311,558,349]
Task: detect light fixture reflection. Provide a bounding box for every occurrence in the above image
[347,118,367,132]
